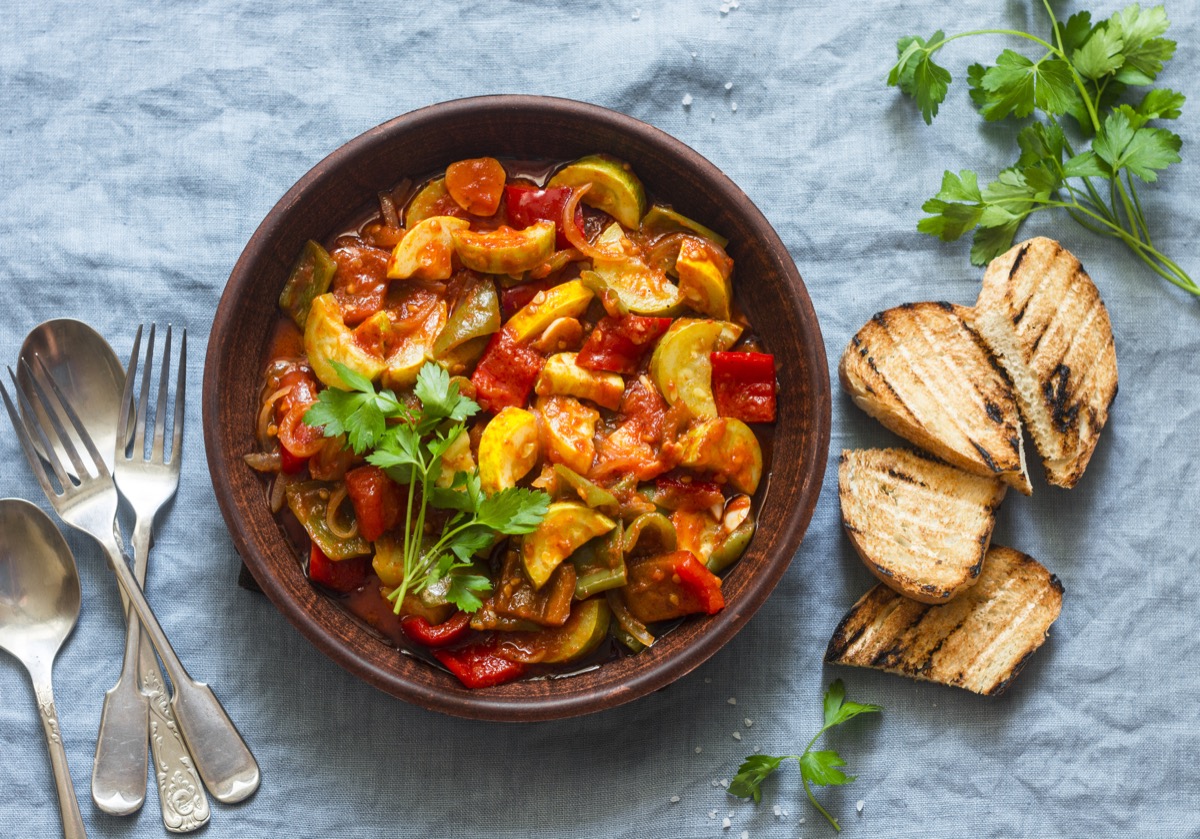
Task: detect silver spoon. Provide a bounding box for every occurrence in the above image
[19,320,209,829]
[0,497,87,839]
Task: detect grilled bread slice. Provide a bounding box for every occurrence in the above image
[975,238,1118,488]
[839,448,1006,603]
[839,302,1031,494]
[825,545,1063,695]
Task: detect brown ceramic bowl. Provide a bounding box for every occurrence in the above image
[203,95,830,721]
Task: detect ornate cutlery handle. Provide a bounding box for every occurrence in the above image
[33,667,87,839]
[141,638,211,832]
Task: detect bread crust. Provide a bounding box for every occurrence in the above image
[976,238,1118,488]
[825,545,1064,695]
[838,302,1031,494]
[839,448,1006,603]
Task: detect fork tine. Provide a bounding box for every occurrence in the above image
[24,357,91,481]
[30,355,111,482]
[133,324,156,460]
[117,324,144,461]
[152,325,172,462]
[1,373,63,499]
[171,328,186,465]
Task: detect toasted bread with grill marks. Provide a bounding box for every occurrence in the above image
[975,238,1118,489]
[839,448,1006,604]
[825,545,1063,695]
[839,302,1031,495]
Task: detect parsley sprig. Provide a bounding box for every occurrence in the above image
[730,680,881,832]
[304,361,549,613]
[889,2,1195,296]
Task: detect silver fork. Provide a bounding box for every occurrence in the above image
[0,355,261,807]
[91,325,211,831]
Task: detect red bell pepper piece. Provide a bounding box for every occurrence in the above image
[499,275,556,321]
[279,445,308,475]
[505,184,584,249]
[308,544,370,593]
[470,329,545,414]
[654,475,725,511]
[576,315,673,375]
[710,351,777,423]
[622,550,725,623]
[400,611,472,648]
[344,465,405,542]
[433,640,528,689]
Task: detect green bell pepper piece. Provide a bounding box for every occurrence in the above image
[622,512,677,557]
[570,522,626,599]
[552,464,620,517]
[284,480,370,560]
[433,277,501,358]
[706,516,756,573]
[279,240,337,329]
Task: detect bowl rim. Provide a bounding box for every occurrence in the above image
[203,94,831,720]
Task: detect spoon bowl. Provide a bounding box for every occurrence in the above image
[0,497,86,839]
[18,319,125,473]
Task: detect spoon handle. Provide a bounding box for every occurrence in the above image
[31,665,88,839]
[91,594,149,815]
[95,535,261,805]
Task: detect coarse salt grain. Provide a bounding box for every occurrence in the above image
[704,677,711,683]
[720,4,730,15]
[856,800,865,813]
[727,697,737,705]
[708,809,718,820]
[720,778,730,789]
[732,731,742,741]
[722,817,732,829]
[725,81,734,91]
[711,779,721,787]
[682,93,693,107]
[632,8,641,20]
[670,795,680,803]
[744,718,753,727]
[731,102,739,112]
[741,832,749,839]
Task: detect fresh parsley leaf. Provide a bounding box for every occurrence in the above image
[413,362,479,425]
[445,573,491,613]
[729,755,787,803]
[1108,3,1174,85]
[969,50,1077,121]
[890,31,950,124]
[476,487,552,535]
[971,217,1024,266]
[1056,11,1095,54]
[329,360,375,395]
[800,750,852,787]
[1094,109,1182,181]
[1135,87,1185,122]
[1073,23,1126,81]
[731,680,880,831]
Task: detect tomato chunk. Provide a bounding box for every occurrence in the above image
[434,640,528,689]
[622,550,725,623]
[577,315,672,375]
[344,465,405,542]
[654,475,725,511]
[505,184,584,249]
[279,445,309,475]
[446,157,507,216]
[330,243,391,326]
[400,611,472,648]
[470,329,545,414]
[308,544,370,593]
[710,351,777,423]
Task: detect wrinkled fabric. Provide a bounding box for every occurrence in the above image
[2,1,1198,836]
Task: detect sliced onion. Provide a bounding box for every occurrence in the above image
[325,484,359,540]
[269,474,289,513]
[256,385,293,449]
[561,185,624,261]
[243,451,282,473]
[645,232,691,274]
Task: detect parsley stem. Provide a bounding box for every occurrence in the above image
[1126,172,1154,248]
[803,774,841,832]
[935,28,1058,55]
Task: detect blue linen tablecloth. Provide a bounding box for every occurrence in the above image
[2,1,1198,836]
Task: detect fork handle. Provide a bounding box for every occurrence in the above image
[96,535,261,804]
